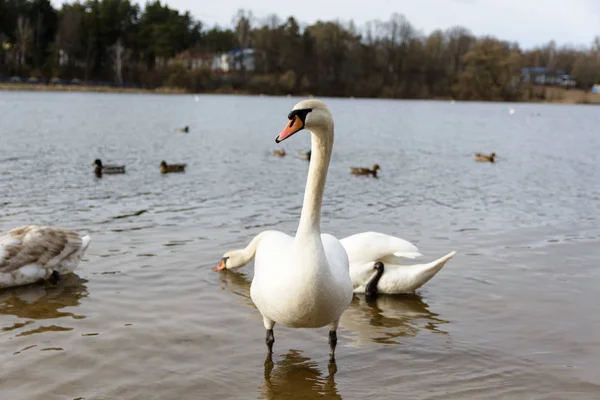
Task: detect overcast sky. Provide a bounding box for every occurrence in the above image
[52,0,600,48]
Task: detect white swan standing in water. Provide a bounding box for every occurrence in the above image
[0,226,91,289]
[216,231,455,297]
[234,99,353,359]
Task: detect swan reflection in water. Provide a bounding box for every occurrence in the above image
[340,294,449,346]
[216,268,256,309]
[261,350,340,400]
[0,273,89,321]
[216,269,448,347]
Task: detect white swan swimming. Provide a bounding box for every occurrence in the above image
[230,99,353,359]
[341,232,456,296]
[216,231,455,296]
[0,225,91,289]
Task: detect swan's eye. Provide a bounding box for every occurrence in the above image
[288,108,313,123]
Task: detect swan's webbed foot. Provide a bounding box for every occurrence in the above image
[365,261,384,299]
[48,270,61,285]
[265,329,275,354]
[328,330,337,361]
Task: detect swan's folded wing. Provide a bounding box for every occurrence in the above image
[0,226,84,273]
[340,231,421,266]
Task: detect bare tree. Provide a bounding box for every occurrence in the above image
[56,7,83,73]
[15,16,33,67]
[232,9,253,72]
[232,9,253,48]
[114,37,123,84]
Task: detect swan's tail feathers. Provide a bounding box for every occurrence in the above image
[439,251,456,263]
[415,250,456,284]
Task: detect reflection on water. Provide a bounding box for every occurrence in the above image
[217,268,448,348]
[261,350,340,400]
[341,294,449,346]
[2,93,600,399]
[0,274,88,321]
[217,269,254,308]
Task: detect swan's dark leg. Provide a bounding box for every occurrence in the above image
[265,329,275,353]
[365,262,385,299]
[48,271,61,285]
[328,330,337,361]
[264,351,274,378]
[328,357,337,376]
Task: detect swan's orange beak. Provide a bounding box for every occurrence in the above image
[213,258,227,272]
[276,116,304,143]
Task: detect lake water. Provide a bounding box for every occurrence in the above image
[1,91,600,399]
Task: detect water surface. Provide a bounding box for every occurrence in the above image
[1,92,600,399]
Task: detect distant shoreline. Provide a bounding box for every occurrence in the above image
[1,83,599,104]
[0,83,187,94]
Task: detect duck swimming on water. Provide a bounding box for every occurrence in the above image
[350,164,380,177]
[297,150,311,160]
[474,152,496,163]
[92,159,125,176]
[160,161,187,173]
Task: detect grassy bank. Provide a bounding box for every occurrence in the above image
[521,85,600,104]
[0,83,187,94]
[2,82,599,104]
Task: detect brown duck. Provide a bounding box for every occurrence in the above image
[297,150,311,160]
[350,164,380,177]
[272,149,286,157]
[160,161,187,173]
[474,152,496,163]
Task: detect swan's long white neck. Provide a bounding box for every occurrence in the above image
[226,231,270,269]
[295,124,333,240]
[241,232,266,260]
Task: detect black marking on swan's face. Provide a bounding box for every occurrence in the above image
[220,256,230,269]
[287,108,312,125]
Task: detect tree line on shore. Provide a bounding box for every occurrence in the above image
[1,0,600,100]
